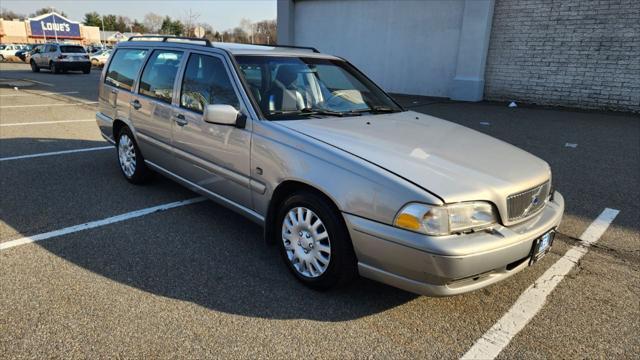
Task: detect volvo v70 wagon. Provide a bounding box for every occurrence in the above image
[95,36,564,296]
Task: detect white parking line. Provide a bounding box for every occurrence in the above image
[0,119,94,127]
[0,197,207,251]
[21,79,54,87]
[0,146,112,162]
[0,91,79,97]
[462,208,620,360]
[0,102,97,108]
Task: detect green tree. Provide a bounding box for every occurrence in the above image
[101,14,117,31]
[82,12,102,27]
[30,7,67,18]
[160,16,183,36]
[131,20,147,33]
[115,16,130,33]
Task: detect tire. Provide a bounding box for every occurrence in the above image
[115,126,150,184]
[83,66,91,74]
[275,190,357,290]
[0,55,4,61]
[50,62,60,74]
[30,60,40,73]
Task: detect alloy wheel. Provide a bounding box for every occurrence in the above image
[118,133,137,178]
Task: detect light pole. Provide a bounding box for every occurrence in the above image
[101,15,105,48]
[51,12,59,42]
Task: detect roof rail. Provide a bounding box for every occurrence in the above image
[127,35,212,47]
[269,44,320,53]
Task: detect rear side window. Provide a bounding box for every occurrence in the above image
[105,49,148,91]
[60,46,85,53]
[180,53,240,113]
[138,50,183,104]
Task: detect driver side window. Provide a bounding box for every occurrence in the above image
[180,53,240,114]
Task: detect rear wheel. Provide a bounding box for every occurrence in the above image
[276,190,357,290]
[30,60,40,72]
[116,127,150,184]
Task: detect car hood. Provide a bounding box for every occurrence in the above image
[278,111,550,213]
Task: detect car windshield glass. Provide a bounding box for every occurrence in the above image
[235,55,402,120]
[60,46,85,53]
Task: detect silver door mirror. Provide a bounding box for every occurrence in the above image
[204,104,241,126]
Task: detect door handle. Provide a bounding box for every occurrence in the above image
[130,99,141,110]
[174,114,188,126]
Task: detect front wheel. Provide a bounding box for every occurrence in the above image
[276,191,357,290]
[116,127,149,184]
[82,66,91,74]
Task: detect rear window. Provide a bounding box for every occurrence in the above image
[60,46,85,54]
[105,49,148,91]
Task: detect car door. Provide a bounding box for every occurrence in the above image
[40,44,54,67]
[171,51,253,209]
[101,48,149,132]
[129,49,185,171]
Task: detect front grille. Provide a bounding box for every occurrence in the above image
[507,181,550,222]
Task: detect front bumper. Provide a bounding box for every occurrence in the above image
[345,192,565,296]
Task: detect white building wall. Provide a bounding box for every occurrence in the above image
[278,0,494,100]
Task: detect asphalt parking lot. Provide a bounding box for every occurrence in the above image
[1,61,638,358]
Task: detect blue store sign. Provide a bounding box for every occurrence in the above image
[29,13,81,39]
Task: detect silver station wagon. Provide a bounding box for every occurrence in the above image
[96,36,564,296]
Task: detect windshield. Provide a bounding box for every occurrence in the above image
[60,45,86,54]
[235,55,402,120]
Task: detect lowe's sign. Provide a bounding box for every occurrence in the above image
[29,13,81,39]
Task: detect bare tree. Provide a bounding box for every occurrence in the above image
[239,18,254,43]
[1,7,26,20]
[143,12,163,34]
[181,9,201,37]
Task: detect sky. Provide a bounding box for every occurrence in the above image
[2,0,277,31]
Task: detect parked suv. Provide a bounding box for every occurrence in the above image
[96,36,564,296]
[30,43,91,74]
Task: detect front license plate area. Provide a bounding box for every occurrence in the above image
[529,230,555,265]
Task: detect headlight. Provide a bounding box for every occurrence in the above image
[393,201,497,236]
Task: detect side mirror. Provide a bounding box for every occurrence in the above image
[204,104,246,128]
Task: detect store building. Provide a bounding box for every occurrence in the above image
[277,0,639,112]
[0,12,100,45]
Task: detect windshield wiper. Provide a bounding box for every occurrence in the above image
[268,108,358,117]
[351,105,398,114]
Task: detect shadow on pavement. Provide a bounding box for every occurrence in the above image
[0,136,418,321]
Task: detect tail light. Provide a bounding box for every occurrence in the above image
[58,55,67,59]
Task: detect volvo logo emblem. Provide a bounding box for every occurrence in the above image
[531,196,540,206]
[522,186,545,217]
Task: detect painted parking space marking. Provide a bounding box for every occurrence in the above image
[0,146,112,162]
[0,197,206,251]
[21,79,54,87]
[0,119,94,127]
[462,208,620,359]
[0,91,79,97]
[0,102,98,109]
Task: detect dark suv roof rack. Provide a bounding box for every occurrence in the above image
[270,44,320,53]
[127,35,212,47]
